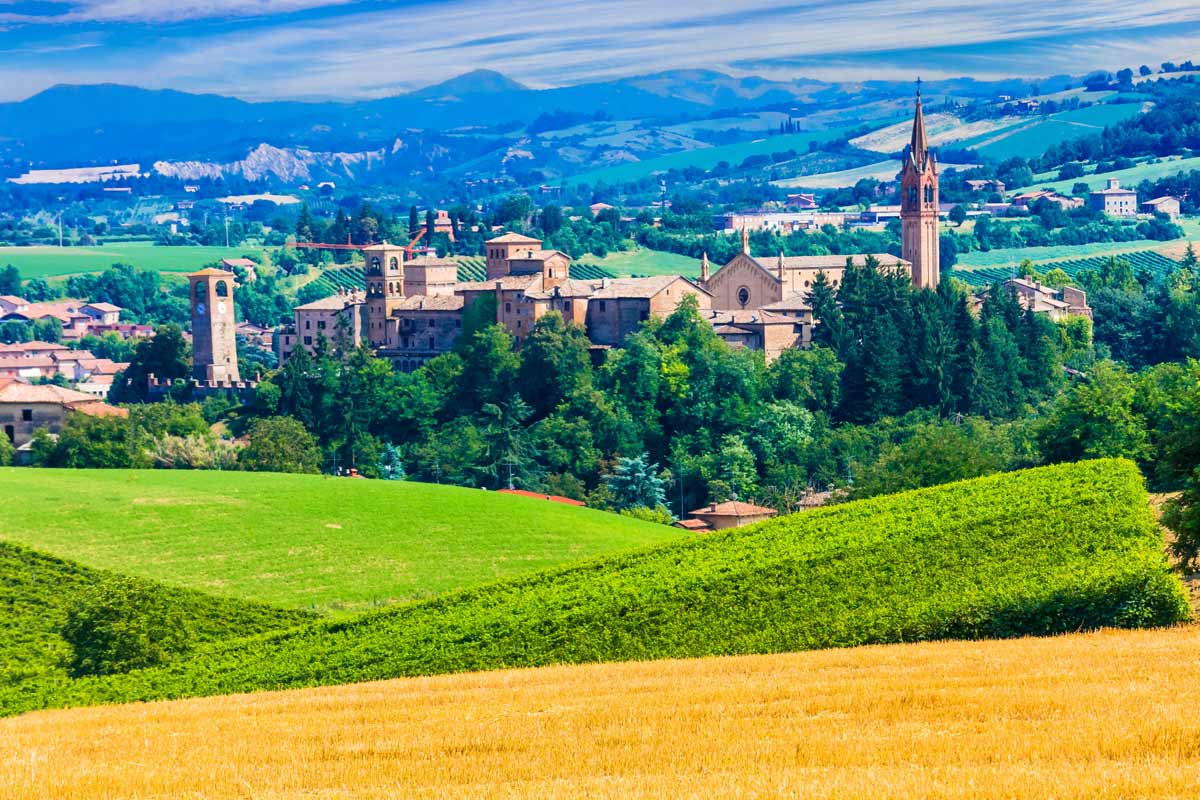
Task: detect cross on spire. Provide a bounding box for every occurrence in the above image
[916,76,922,98]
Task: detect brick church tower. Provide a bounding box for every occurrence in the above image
[362,242,406,347]
[188,267,240,383]
[901,85,940,290]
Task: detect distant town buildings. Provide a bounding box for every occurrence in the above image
[1142,196,1182,219]
[0,380,126,455]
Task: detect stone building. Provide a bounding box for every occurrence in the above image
[704,309,809,362]
[0,380,126,450]
[1089,179,1138,217]
[188,267,240,383]
[1000,278,1092,322]
[1142,196,1182,219]
[700,233,909,313]
[278,290,367,362]
[380,294,465,372]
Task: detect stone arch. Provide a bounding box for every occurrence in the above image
[389,257,400,271]
[369,256,382,275]
[215,280,229,298]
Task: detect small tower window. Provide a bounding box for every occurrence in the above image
[390,257,399,271]
[215,280,229,298]
[370,257,382,275]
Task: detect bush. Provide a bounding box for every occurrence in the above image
[60,578,193,677]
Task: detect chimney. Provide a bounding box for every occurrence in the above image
[777,251,785,281]
[700,251,710,283]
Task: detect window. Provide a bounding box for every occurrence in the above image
[21,409,32,421]
[505,302,512,313]
[317,321,326,330]
[924,185,934,204]
[389,257,399,271]
[305,320,311,330]
[907,187,918,207]
[428,319,435,328]
[598,300,607,312]
[303,336,313,345]
[369,257,382,275]
[215,280,229,298]
[737,286,750,306]
[427,337,434,349]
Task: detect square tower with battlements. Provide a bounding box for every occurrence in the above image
[900,85,940,290]
[189,268,240,383]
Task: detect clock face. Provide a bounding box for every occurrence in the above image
[217,301,227,315]
[196,303,206,315]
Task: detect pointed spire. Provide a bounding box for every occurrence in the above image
[910,81,929,170]
[700,251,710,283]
[740,226,750,255]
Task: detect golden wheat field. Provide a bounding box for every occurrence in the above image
[4,626,1200,800]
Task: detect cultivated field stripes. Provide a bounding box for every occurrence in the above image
[950,249,1181,287]
[4,626,1200,799]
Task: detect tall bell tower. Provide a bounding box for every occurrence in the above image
[188,267,240,383]
[362,242,406,347]
[901,82,940,290]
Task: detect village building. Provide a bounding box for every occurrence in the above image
[0,380,126,452]
[433,209,456,242]
[966,179,1006,194]
[1001,278,1093,322]
[278,290,367,362]
[1089,179,1138,217]
[703,309,809,362]
[785,193,818,209]
[677,500,779,532]
[1142,196,1182,219]
[700,232,909,312]
[1011,190,1084,210]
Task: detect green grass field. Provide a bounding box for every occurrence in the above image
[958,104,1146,162]
[1013,155,1200,195]
[0,469,682,615]
[0,243,266,279]
[580,247,701,277]
[5,459,1185,716]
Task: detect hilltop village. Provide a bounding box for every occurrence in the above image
[273,96,947,370]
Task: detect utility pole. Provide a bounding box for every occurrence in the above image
[224,213,230,248]
[57,212,63,248]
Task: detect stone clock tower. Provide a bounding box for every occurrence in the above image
[188,267,240,383]
[900,85,940,290]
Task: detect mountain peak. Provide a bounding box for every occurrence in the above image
[410,69,529,99]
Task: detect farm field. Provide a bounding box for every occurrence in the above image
[566,123,875,186]
[0,469,681,615]
[0,242,265,278]
[954,229,1197,270]
[6,625,1200,799]
[4,460,1185,716]
[776,159,978,189]
[1013,155,1200,195]
[950,250,1182,288]
[579,247,700,277]
[957,103,1147,161]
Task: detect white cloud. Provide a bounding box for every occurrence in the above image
[0,0,354,24]
[0,0,1199,100]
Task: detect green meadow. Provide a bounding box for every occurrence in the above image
[0,243,265,279]
[0,469,681,615]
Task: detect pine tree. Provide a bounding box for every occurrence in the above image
[604,453,667,511]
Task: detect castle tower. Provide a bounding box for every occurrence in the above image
[362,242,406,347]
[900,84,940,290]
[188,268,240,383]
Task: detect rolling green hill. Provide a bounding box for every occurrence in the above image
[0,469,683,615]
[1012,155,1200,195]
[0,540,313,686]
[0,243,265,278]
[6,459,1185,716]
[957,104,1147,162]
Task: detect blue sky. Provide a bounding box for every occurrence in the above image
[0,0,1198,101]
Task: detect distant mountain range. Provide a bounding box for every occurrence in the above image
[0,68,1073,186]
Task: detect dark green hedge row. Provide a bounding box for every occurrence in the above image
[4,459,1188,716]
[0,541,315,687]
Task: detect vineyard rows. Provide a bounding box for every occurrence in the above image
[950,250,1181,287]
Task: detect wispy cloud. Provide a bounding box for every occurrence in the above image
[0,0,1198,101]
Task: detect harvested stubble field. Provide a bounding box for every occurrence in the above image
[4,625,1200,799]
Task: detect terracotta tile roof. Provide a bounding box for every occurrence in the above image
[688,500,778,517]
[83,302,122,313]
[0,382,98,404]
[590,275,703,299]
[508,249,571,262]
[73,400,128,418]
[393,294,465,312]
[1143,196,1179,206]
[295,294,363,311]
[487,232,542,244]
[2,340,69,353]
[705,309,794,326]
[188,267,237,278]
[404,256,460,269]
[0,295,26,305]
[673,518,712,531]
[456,274,543,292]
[760,293,813,312]
[0,356,55,369]
[497,489,586,506]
